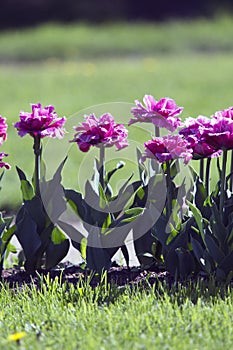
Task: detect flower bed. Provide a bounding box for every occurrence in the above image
[1,95,233,283]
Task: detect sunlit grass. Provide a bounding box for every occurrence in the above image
[1,277,233,349]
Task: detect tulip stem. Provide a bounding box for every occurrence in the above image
[166,160,172,221]
[230,150,233,192]
[205,158,211,197]
[33,135,42,197]
[99,145,105,189]
[200,158,204,182]
[155,126,160,138]
[220,149,228,219]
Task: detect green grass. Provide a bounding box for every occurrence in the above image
[1,277,233,349]
[0,17,233,208]
[0,16,233,62]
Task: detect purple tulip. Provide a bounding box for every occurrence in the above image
[0,152,10,169]
[71,113,128,152]
[214,106,233,120]
[144,135,193,164]
[14,103,66,139]
[129,94,183,132]
[179,116,222,159]
[0,116,8,145]
[204,116,233,151]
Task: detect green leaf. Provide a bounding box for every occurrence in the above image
[108,180,142,216]
[175,247,195,279]
[16,166,35,201]
[133,229,155,267]
[16,166,27,181]
[57,220,85,254]
[64,189,87,220]
[40,159,67,223]
[20,180,34,201]
[136,186,145,201]
[51,226,67,245]
[101,213,112,233]
[187,201,205,241]
[0,212,4,226]
[6,242,17,254]
[210,201,228,244]
[91,158,100,194]
[218,250,233,275]
[80,237,87,261]
[0,170,4,184]
[1,224,16,244]
[166,224,179,245]
[15,206,42,273]
[23,197,46,233]
[136,147,148,184]
[191,236,205,265]
[204,234,225,265]
[104,161,125,185]
[115,173,134,199]
[86,227,112,273]
[227,229,233,245]
[3,242,17,262]
[121,207,144,223]
[98,183,108,209]
[45,238,70,269]
[170,159,180,179]
[121,244,129,268]
[165,249,178,277]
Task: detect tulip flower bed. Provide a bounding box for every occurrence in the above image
[0,93,233,286]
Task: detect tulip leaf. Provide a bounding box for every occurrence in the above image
[51,226,67,245]
[133,229,155,267]
[101,213,112,233]
[16,166,27,181]
[104,161,125,185]
[187,201,205,241]
[80,237,87,261]
[175,247,195,279]
[64,189,87,220]
[16,166,35,201]
[20,180,35,201]
[1,224,16,244]
[45,238,70,269]
[121,207,144,223]
[15,207,42,273]
[210,201,228,244]
[191,236,205,266]
[121,244,129,267]
[204,233,225,265]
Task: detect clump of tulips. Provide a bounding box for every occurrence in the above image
[0,96,233,281]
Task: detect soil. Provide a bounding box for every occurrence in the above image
[1,262,171,290]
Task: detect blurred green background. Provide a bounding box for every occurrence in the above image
[0,11,232,210]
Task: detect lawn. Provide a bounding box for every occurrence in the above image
[1,278,233,350]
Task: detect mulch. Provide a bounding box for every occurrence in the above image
[1,262,171,290]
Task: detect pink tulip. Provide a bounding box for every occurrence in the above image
[179,116,222,159]
[71,113,128,152]
[0,116,8,144]
[0,152,10,169]
[129,94,183,132]
[14,103,66,139]
[144,135,193,164]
